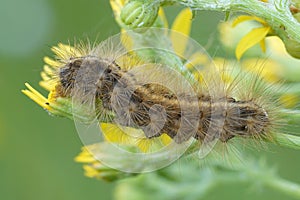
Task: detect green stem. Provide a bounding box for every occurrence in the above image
[160,0,300,42]
[215,161,300,199]
[265,176,300,199]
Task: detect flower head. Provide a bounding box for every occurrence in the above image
[22,43,88,119]
[75,146,135,181]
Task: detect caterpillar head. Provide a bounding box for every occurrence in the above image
[58,57,120,98]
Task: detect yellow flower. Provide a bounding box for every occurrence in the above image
[75,146,135,181]
[22,43,86,119]
[232,15,272,60]
[219,22,300,107]
[219,24,300,107]
[169,8,193,56]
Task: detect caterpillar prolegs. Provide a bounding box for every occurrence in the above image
[52,29,280,172]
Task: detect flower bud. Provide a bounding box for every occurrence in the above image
[120,1,159,29]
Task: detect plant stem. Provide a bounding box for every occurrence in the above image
[265,176,300,198]
[159,0,300,42]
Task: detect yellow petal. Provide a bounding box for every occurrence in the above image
[40,71,51,81]
[184,52,210,70]
[158,7,168,28]
[22,83,50,110]
[136,135,171,152]
[110,0,125,18]
[100,123,128,143]
[39,79,56,91]
[120,29,133,51]
[235,26,270,60]
[170,8,193,56]
[232,15,267,27]
[43,57,60,68]
[100,123,167,153]
[83,165,99,178]
[259,39,266,52]
[74,153,95,163]
[43,65,56,77]
[49,43,82,61]
[171,8,192,35]
[39,70,57,91]
[136,138,152,152]
[100,123,144,145]
[159,134,172,145]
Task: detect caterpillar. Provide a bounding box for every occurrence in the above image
[24,28,292,171]
[53,29,276,148]
[58,55,270,144]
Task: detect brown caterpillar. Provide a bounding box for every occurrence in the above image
[57,55,271,144]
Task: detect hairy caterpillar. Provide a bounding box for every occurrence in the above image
[39,29,287,171]
[59,56,269,143]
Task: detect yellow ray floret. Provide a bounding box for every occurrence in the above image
[23,43,84,113]
[43,56,61,68]
[75,147,97,163]
[170,8,193,57]
[75,145,134,181]
[51,43,83,60]
[232,15,272,60]
[100,123,171,153]
[22,83,51,110]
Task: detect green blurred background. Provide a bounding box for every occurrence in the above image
[0,0,299,200]
[0,0,116,199]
